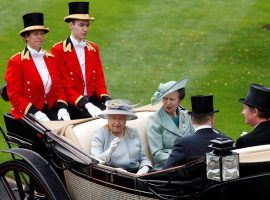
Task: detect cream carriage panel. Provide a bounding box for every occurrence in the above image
[233,144,270,163]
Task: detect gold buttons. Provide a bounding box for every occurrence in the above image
[27,81,30,85]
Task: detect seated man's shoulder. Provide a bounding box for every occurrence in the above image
[174,134,194,145]
[212,128,229,135]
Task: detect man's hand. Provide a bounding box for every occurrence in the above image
[57,108,70,121]
[85,103,101,117]
[34,111,50,121]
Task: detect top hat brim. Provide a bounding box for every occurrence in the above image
[239,98,270,112]
[19,25,49,36]
[98,110,138,121]
[151,77,188,105]
[64,14,95,22]
[188,110,219,115]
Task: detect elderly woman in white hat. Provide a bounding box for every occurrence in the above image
[147,76,194,170]
[91,99,152,175]
[5,13,70,121]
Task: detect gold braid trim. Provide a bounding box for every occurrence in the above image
[86,42,96,52]
[24,103,32,115]
[20,48,30,61]
[44,50,54,58]
[63,39,72,52]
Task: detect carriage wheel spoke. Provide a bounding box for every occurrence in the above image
[1,176,17,200]
[14,169,26,199]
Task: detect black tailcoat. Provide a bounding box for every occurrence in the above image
[165,128,229,168]
[235,121,270,149]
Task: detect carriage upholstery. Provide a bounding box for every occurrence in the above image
[233,144,270,163]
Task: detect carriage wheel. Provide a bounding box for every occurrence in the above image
[0,159,54,200]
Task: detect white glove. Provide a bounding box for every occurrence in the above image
[105,137,122,158]
[136,166,150,175]
[34,111,50,121]
[57,108,70,121]
[85,103,101,117]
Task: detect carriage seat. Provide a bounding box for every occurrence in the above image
[72,111,155,164]
[233,144,270,163]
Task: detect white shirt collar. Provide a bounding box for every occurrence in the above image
[70,35,86,48]
[27,45,44,58]
[195,125,211,132]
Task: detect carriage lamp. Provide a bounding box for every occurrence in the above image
[206,137,239,182]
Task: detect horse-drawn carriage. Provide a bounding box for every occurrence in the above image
[1,102,270,200]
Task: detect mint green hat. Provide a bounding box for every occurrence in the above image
[151,76,189,105]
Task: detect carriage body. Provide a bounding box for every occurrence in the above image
[1,105,270,200]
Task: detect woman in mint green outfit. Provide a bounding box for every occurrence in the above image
[147,77,194,170]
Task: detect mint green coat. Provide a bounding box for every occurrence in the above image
[147,106,194,170]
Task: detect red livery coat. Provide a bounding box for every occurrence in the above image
[51,38,109,107]
[5,48,67,119]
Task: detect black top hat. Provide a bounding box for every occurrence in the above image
[19,12,49,36]
[188,95,219,115]
[239,84,270,112]
[64,1,94,22]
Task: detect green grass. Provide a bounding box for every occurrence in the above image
[1,0,270,164]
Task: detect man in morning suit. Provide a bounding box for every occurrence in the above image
[51,1,111,119]
[165,95,229,168]
[235,84,270,148]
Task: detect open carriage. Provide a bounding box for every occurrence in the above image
[1,103,270,200]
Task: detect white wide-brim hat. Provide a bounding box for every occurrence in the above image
[151,76,189,105]
[98,99,137,120]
